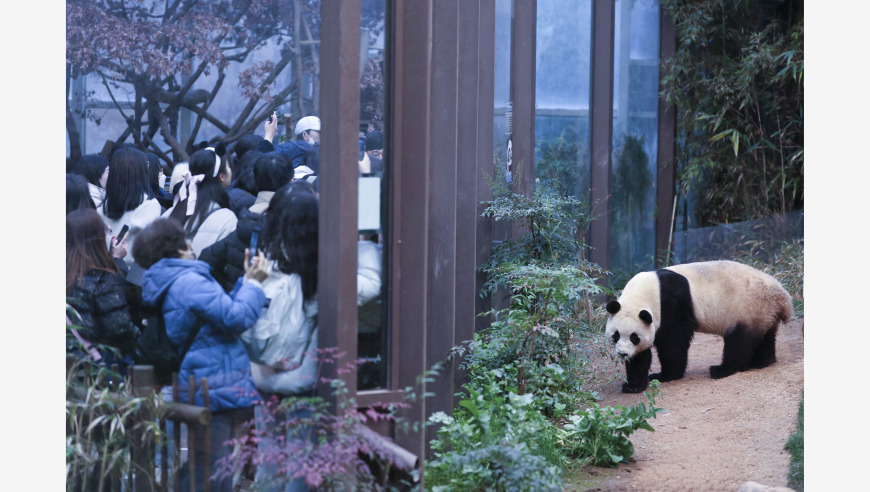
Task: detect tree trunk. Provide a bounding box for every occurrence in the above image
[66,64,83,163]
[67,101,83,165]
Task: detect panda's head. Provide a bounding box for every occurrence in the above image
[604,300,655,359]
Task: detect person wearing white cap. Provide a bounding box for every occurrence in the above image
[294,115,321,144]
[270,115,321,169]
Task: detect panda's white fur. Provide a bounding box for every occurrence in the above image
[605,260,793,393]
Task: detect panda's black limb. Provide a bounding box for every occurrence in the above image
[750,326,778,369]
[711,322,777,379]
[622,348,652,393]
[651,269,698,384]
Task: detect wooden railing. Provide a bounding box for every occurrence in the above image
[67,357,214,492]
[128,365,214,492]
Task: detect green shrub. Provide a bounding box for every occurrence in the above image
[425,372,564,490]
[66,315,167,491]
[427,441,562,492]
[556,381,663,468]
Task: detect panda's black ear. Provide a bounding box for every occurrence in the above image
[606,301,621,314]
[639,310,653,324]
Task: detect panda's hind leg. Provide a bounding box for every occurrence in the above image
[710,323,759,379]
[749,325,777,369]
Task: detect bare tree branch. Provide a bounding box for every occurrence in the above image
[227,46,294,136]
[225,77,299,141]
[150,100,189,161]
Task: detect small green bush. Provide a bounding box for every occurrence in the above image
[556,381,663,468]
[428,441,562,492]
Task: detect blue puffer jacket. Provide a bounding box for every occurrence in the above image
[140,258,264,411]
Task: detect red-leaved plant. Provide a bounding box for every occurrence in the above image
[213,347,419,491]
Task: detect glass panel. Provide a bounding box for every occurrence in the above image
[357,0,388,391]
[66,1,319,159]
[534,0,593,201]
[610,0,660,279]
[493,0,513,181]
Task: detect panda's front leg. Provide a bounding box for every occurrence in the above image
[622,348,652,393]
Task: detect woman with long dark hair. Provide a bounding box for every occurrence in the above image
[66,209,139,368]
[98,146,162,269]
[66,173,96,216]
[165,146,238,257]
[198,152,293,293]
[240,182,318,492]
[73,154,110,208]
[146,152,174,209]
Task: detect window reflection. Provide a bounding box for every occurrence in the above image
[493,0,513,179]
[357,0,387,391]
[534,0,593,201]
[610,0,661,278]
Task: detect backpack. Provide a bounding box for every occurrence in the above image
[239,262,311,369]
[133,300,202,385]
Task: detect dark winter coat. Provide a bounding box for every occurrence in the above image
[272,140,311,168]
[227,186,256,217]
[140,258,264,411]
[67,269,140,355]
[198,208,265,293]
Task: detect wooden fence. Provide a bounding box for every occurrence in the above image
[67,359,419,491]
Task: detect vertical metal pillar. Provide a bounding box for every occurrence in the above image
[589,0,616,274]
[318,0,361,403]
[655,11,677,267]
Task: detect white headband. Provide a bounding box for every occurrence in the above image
[204,147,221,178]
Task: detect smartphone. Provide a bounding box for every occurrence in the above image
[116,224,130,242]
[248,228,260,266]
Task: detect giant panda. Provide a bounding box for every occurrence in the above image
[604,260,793,394]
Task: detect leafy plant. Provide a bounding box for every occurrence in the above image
[66,316,167,492]
[215,350,419,491]
[427,441,562,492]
[661,0,803,227]
[556,381,663,468]
[425,371,563,490]
[477,161,608,404]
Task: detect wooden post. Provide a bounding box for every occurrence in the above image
[173,373,181,492]
[130,365,157,492]
[202,378,211,492]
[188,373,196,492]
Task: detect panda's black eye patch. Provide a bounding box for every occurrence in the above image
[630,333,640,345]
[611,331,619,344]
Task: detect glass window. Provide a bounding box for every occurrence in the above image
[493,0,513,180]
[357,0,388,391]
[610,0,660,278]
[534,0,593,201]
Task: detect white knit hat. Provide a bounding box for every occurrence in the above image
[294,116,321,136]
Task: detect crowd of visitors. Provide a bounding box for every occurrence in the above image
[65,115,385,492]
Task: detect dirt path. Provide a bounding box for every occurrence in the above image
[569,319,804,492]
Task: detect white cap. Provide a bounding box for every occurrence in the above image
[294,116,321,136]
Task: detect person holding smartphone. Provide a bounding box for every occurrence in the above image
[133,217,270,492]
[66,209,140,372]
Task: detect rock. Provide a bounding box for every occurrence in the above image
[737,481,795,492]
